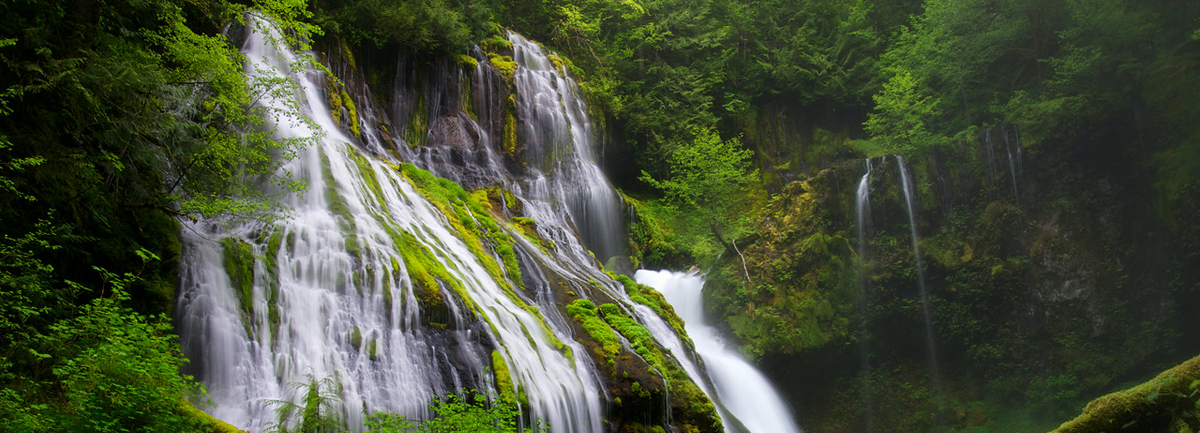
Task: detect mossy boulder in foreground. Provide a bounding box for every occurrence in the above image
[1051,354,1200,433]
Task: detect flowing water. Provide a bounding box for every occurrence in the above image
[1003,127,1020,204]
[178,19,611,432]
[176,17,745,433]
[636,270,803,433]
[855,157,876,433]
[508,34,627,265]
[895,156,943,399]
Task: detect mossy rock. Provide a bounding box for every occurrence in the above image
[220,238,255,317]
[1051,354,1200,433]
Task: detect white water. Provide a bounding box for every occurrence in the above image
[895,156,943,395]
[508,34,627,265]
[854,157,876,433]
[177,18,605,432]
[636,270,802,433]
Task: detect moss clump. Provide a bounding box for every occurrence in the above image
[341,87,360,137]
[565,299,621,365]
[513,216,555,252]
[458,54,478,69]
[369,339,379,361]
[487,53,518,80]
[481,35,512,53]
[177,400,246,433]
[615,275,692,348]
[547,53,565,72]
[502,96,518,158]
[405,93,427,147]
[220,238,255,316]
[319,147,363,264]
[491,350,527,406]
[350,326,362,350]
[600,303,722,433]
[1051,354,1200,433]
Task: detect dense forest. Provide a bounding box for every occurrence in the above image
[1,0,1199,432]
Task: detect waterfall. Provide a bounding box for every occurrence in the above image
[895,156,943,401]
[854,158,876,433]
[1003,127,1020,204]
[177,18,617,432]
[636,270,803,433]
[508,34,627,265]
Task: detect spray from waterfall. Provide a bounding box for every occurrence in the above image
[895,156,943,405]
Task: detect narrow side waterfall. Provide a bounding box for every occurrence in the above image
[1003,127,1020,204]
[895,156,943,397]
[178,19,609,432]
[636,270,803,433]
[854,157,876,433]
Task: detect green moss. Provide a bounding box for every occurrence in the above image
[369,339,379,361]
[481,35,512,53]
[319,147,360,261]
[220,238,255,317]
[341,88,360,137]
[547,54,565,72]
[406,93,427,147]
[502,96,518,158]
[458,54,478,69]
[566,299,621,365]
[513,216,555,252]
[601,303,722,432]
[1051,354,1200,433]
[176,400,244,433]
[491,350,526,406]
[326,79,344,126]
[487,53,518,80]
[346,143,388,207]
[350,326,362,350]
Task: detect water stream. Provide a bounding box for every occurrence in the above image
[895,155,943,401]
[636,270,803,433]
[855,157,876,433]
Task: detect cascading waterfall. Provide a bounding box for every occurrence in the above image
[178,18,611,432]
[508,34,627,266]
[636,270,803,433]
[895,156,943,400]
[854,157,876,433]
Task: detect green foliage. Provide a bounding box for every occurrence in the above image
[864,69,942,155]
[0,252,213,433]
[316,0,498,53]
[266,375,344,433]
[364,390,544,433]
[640,127,760,253]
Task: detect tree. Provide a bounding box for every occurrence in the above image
[640,127,759,263]
[864,69,942,155]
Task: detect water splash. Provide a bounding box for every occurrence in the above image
[636,270,803,433]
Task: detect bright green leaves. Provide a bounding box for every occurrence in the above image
[364,390,544,433]
[640,127,759,254]
[864,69,941,155]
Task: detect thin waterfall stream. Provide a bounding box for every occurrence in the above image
[855,157,877,433]
[895,155,943,402]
